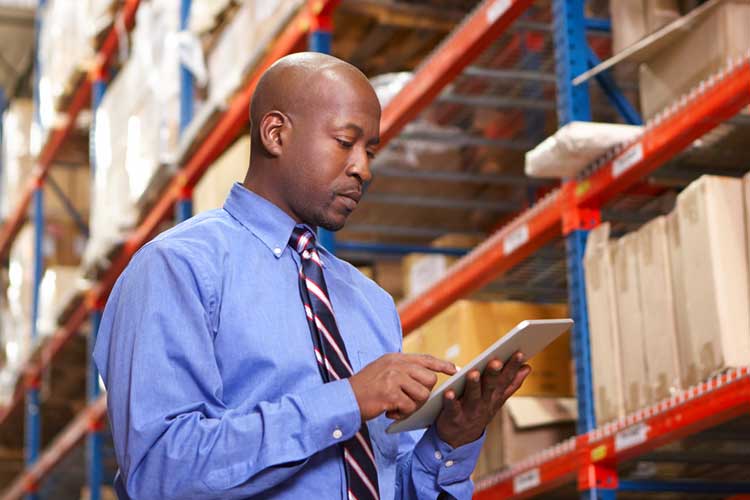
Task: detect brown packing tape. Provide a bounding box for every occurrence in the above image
[628,382,641,413]
[700,341,719,382]
[654,372,670,402]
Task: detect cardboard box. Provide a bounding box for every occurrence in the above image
[611,0,681,54]
[612,235,650,413]
[374,260,404,301]
[416,300,572,397]
[635,217,682,402]
[583,223,625,424]
[677,175,750,385]
[475,397,577,477]
[665,212,695,389]
[639,0,750,119]
[745,173,750,286]
[401,330,423,355]
[402,234,485,298]
[194,136,250,214]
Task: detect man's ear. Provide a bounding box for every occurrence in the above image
[259,111,289,157]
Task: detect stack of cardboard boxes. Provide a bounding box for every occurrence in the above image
[585,175,750,425]
[403,300,577,478]
[612,0,750,120]
[0,99,89,404]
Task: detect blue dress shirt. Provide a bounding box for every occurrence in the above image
[94,183,484,499]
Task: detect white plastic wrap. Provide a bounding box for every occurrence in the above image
[85,0,181,269]
[37,266,84,339]
[525,121,643,179]
[207,0,304,104]
[189,0,234,34]
[0,100,34,221]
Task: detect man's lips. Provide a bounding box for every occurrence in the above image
[338,191,362,204]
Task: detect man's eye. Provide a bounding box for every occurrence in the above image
[336,139,354,148]
[366,151,376,159]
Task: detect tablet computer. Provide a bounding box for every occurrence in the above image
[386,319,573,434]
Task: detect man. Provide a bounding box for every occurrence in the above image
[94,52,530,499]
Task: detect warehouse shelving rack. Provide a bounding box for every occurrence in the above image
[0,0,749,498]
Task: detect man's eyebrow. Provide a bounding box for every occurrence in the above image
[339,123,364,135]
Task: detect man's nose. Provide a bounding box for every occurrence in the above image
[350,147,373,185]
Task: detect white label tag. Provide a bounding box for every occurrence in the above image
[503,224,529,255]
[513,468,541,494]
[615,423,649,451]
[612,143,644,177]
[487,0,512,23]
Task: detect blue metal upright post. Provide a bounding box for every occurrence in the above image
[565,229,596,433]
[87,305,104,500]
[176,0,194,223]
[25,1,47,496]
[552,0,591,124]
[87,64,108,500]
[179,0,194,133]
[24,185,44,500]
[553,1,611,498]
[309,3,336,254]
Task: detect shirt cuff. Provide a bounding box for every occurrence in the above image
[414,426,485,494]
[297,379,362,451]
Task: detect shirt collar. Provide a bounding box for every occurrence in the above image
[223,183,329,266]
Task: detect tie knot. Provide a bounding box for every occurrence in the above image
[290,226,317,259]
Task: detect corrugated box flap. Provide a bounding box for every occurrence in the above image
[506,397,578,429]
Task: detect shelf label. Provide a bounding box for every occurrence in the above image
[513,468,541,494]
[612,143,644,178]
[503,224,529,255]
[487,0,512,23]
[615,423,649,452]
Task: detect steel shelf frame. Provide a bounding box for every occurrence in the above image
[2,0,750,497]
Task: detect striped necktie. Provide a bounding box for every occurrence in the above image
[289,225,381,500]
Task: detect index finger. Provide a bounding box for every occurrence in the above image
[405,354,457,376]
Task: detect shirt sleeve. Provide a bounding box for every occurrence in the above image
[385,300,485,499]
[94,242,362,500]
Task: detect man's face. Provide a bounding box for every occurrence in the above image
[281,76,381,231]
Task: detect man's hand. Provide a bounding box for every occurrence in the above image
[349,353,457,422]
[435,352,531,448]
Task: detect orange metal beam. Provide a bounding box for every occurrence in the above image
[0,396,107,500]
[474,368,750,499]
[378,0,535,146]
[0,0,140,262]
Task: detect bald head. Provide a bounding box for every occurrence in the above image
[244,52,380,231]
[250,52,377,145]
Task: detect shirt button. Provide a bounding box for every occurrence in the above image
[445,460,455,468]
[273,247,282,256]
[332,429,343,440]
[434,451,443,460]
